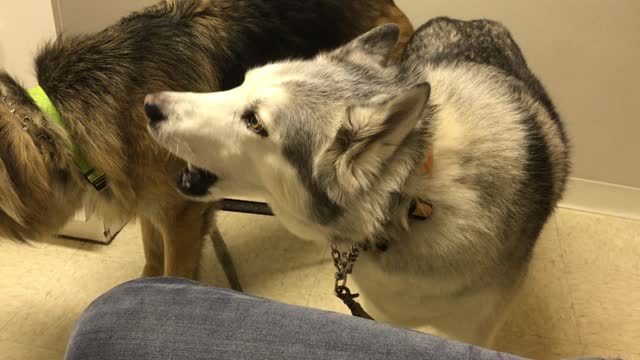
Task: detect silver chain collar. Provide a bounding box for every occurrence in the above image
[331,244,373,320]
[331,244,360,294]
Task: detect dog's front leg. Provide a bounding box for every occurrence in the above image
[160,202,209,279]
[140,219,165,277]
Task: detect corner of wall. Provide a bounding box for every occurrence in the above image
[559,177,640,221]
[50,0,63,35]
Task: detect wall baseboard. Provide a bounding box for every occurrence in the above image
[558,177,640,221]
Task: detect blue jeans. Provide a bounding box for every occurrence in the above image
[64,278,612,360]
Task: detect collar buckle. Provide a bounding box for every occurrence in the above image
[408,198,433,221]
[83,169,108,192]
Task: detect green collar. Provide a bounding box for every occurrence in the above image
[27,86,107,191]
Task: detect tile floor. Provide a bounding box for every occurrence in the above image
[0,207,638,360]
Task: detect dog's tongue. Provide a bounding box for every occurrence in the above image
[177,166,218,196]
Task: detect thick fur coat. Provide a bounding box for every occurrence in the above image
[147,19,570,345]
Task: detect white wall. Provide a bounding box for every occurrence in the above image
[0,0,57,88]
[395,0,640,190]
[54,0,157,35]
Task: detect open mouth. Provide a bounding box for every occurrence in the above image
[176,165,218,197]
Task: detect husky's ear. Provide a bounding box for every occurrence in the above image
[327,24,400,67]
[317,82,430,201]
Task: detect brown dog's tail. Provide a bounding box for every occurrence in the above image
[376,1,415,60]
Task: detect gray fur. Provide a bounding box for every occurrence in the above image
[148,19,570,345]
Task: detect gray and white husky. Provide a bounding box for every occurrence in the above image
[145,18,570,345]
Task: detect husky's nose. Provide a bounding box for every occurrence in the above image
[144,95,166,125]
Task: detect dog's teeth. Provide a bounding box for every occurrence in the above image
[181,170,192,188]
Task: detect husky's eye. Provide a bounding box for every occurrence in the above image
[242,111,268,137]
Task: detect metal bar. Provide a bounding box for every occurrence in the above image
[221,199,274,216]
[209,228,243,292]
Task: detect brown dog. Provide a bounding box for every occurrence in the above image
[0,0,413,285]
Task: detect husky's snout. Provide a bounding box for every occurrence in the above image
[144,93,219,198]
